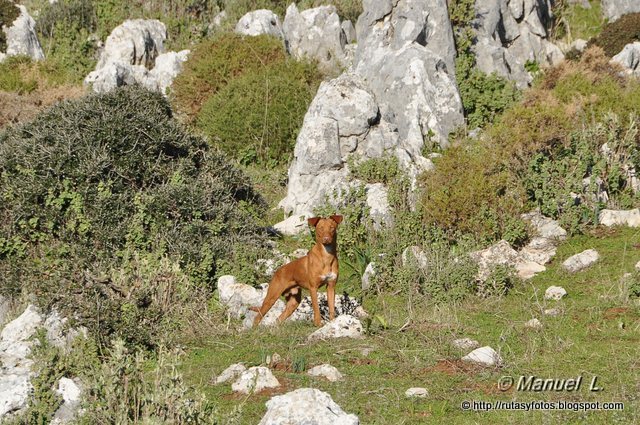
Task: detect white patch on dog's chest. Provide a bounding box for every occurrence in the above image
[321,272,337,282]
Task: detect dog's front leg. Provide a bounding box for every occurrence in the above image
[309,287,322,327]
[327,280,336,321]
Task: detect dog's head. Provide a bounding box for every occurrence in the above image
[308,215,343,245]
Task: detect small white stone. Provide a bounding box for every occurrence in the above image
[452,338,479,351]
[524,318,543,330]
[635,260,640,271]
[307,315,364,341]
[562,249,600,273]
[462,346,502,367]
[544,308,562,317]
[231,367,280,394]
[544,286,567,301]
[405,387,428,398]
[307,364,343,382]
[214,363,246,385]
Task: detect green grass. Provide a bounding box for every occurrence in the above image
[558,0,605,41]
[180,226,640,423]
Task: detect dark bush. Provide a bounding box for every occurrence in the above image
[591,12,640,57]
[171,33,286,121]
[197,59,321,165]
[0,86,266,347]
[0,0,19,53]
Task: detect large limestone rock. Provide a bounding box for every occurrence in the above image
[51,377,82,424]
[611,42,640,77]
[283,4,348,74]
[279,0,464,221]
[469,240,520,282]
[235,9,283,38]
[602,0,640,22]
[278,73,381,217]
[84,19,188,95]
[0,4,44,63]
[473,0,564,88]
[354,0,463,149]
[259,388,359,425]
[97,19,167,69]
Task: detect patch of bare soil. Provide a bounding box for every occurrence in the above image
[0,85,85,129]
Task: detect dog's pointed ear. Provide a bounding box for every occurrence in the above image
[330,215,343,225]
[307,217,321,227]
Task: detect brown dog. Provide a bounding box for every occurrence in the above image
[251,215,343,327]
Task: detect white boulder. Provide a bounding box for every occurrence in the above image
[599,209,640,227]
[259,388,359,425]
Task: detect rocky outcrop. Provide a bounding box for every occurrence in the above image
[602,0,640,22]
[470,211,566,281]
[235,9,283,38]
[259,388,359,425]
[84,20,189,95]
[278,73,381,217]
[472,0,564,88]
[0,305,83,420]
[278,0,464,225]
[611,42,640,77]
[283,4,348,74]
[0,4,44,63]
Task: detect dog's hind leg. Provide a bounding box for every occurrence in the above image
[252,285,282,327]
[277,288,302,324]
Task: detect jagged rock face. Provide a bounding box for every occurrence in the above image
[355,0,463,149]
[235,9,283,38]
[97,19,167,70]
[283,4,347,74]
[278,0,463,224]
[0,4,44,63]
[473,0,564,88]
[602,0,640,22]
[278,73,382,216]
[84,20,188,95]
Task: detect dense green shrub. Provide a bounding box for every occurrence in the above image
[0,86,266,347]
[420,49,640,242]
[591,12,640,57]
[0,0,19,53]
[349,156,400,185]
[298,0,362,22]
[172,33,286,121]
[197,59,321,165]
